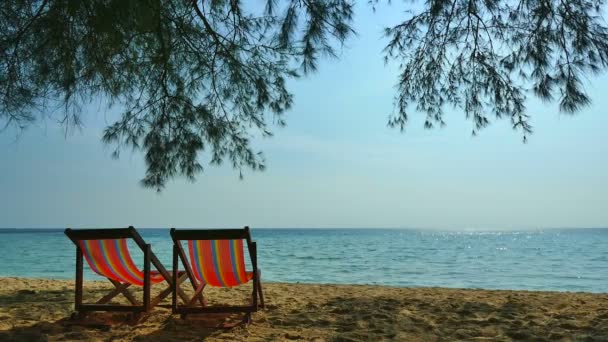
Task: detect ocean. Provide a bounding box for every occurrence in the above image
[0,228,606,293]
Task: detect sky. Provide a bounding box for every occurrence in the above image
[1,3,607,229]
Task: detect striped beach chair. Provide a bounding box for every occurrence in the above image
[170,227,264,323]
[64,227,189,319]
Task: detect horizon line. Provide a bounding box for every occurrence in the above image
[1,226,607,231]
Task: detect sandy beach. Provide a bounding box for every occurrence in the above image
[0,277,607,341]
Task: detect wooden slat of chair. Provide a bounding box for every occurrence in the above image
[96,279,138,305]
[106,279,139,305]
[150,272,189,308]
[186,283,207,307]
[94,273,189,309]
[174,241,206,306]
[128,227,190,305]
[256,270,265,308]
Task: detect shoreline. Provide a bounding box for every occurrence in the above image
[2,277,608,341]
[1,276,605,295]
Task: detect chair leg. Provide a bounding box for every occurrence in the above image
[257,279,265,309]
[151,272,189,308]
[107,279,139,305]
[256,270,265,309]
[187,283,207,307]
[184,278,205,307]
[97,280,136,305]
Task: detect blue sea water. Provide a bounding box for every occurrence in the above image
[0,228,606,293]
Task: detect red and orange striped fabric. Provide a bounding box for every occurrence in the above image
[79,239,165,286]
[187,239,253,287]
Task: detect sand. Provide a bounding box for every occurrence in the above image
[0,277,607,341]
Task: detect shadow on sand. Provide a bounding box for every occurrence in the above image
[2,285,608,341]
[0,288,250,341]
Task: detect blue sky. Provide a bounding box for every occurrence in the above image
[1,3,607,229]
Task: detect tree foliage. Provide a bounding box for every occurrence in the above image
[383,0,608,140]
[0,0,353,189]
[1,0,607,189]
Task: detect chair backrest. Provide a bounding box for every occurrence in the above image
[187,239,249,287]
[171,227,255,288]
[79,238,147,286]
[65,227,164,286]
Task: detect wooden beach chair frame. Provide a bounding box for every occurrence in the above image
[64,227,189,319]
[170,227,265,323]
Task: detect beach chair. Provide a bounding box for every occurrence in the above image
[170,227,265,323]
[64,227,189,319]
